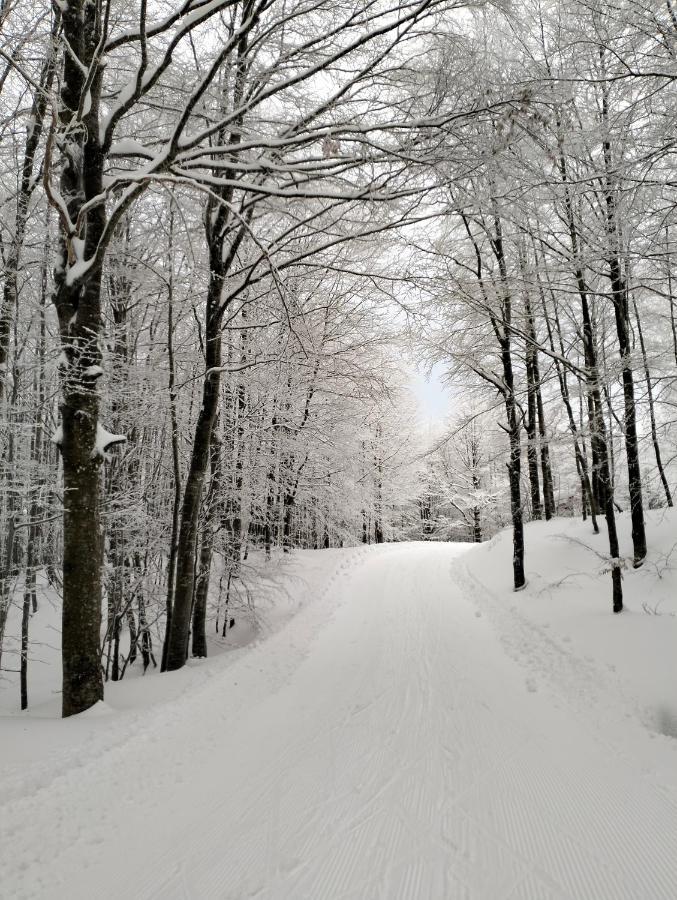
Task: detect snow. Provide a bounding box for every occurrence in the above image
[48,421,123,454]
[65,256,94,287]
[109,138,151,157]
[463,510,677,746]
[2,515,677,899]
[91,422,126,458]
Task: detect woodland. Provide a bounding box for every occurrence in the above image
[0,0,676,717]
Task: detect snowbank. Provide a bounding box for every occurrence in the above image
[461,508,677,790]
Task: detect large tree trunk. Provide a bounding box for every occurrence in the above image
[59,384,105,715]
[52,0,111,715]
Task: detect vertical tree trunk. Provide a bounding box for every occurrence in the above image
[0,19,56,401]
[557,138,622,610]
[471,470,482,543]
[492,210,525,590]
[191,535,212,659]
[192,418,222,658]
[165,270,223,671]
[49,0,127,715]
[502,346,526,590]
[608,260,646,565]
[374,474,384,544]
[665,227,677,365]
[21,562,34,711]
[460,207,524,588]
[0,515,17,676]
[600,56,646,566]
[222,333,246,591]
[633,298,673,507]
[162,205,181,672]
[583,299,623,611]
[526,287,556,520]
[539,277,598,532]
[524,345,542,521]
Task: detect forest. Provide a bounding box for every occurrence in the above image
[1,0,676,721]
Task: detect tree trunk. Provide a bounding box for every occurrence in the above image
[0,20,56,401]
[472,471,482,543]
[600,58,646,567]
[525,346,542,522]
[607,257,646,565]
[192,418,222,658]
[539,277,598,532]
[666,227,677,365]
[492,210,525,590]
[502,348,526,591]
[633,298,673,507]
[165,270,223,671]
[51,0,114,716]
[557,138,622,610]
[161,205,181,672]
[191,533,212,659]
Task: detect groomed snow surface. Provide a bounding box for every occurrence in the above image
[2,511,677,899]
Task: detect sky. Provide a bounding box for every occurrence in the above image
[410,363,453,426]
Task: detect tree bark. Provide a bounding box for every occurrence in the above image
[666,227,677,365]
[0,18,56,401]
[600,56,646,566]
[633,298,673,507]
[524,341,543,521]
[556,136,622,610]
[192,419,222,658]
[162,204,181,672]
[52,0,110,715]
[165,269,223,671]
[539,284,598,533]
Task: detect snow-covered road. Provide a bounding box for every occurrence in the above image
[3,542,677,899]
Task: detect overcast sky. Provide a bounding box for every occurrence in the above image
[410,364,452,426]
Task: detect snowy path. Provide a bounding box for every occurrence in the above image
[3,543,677,899]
